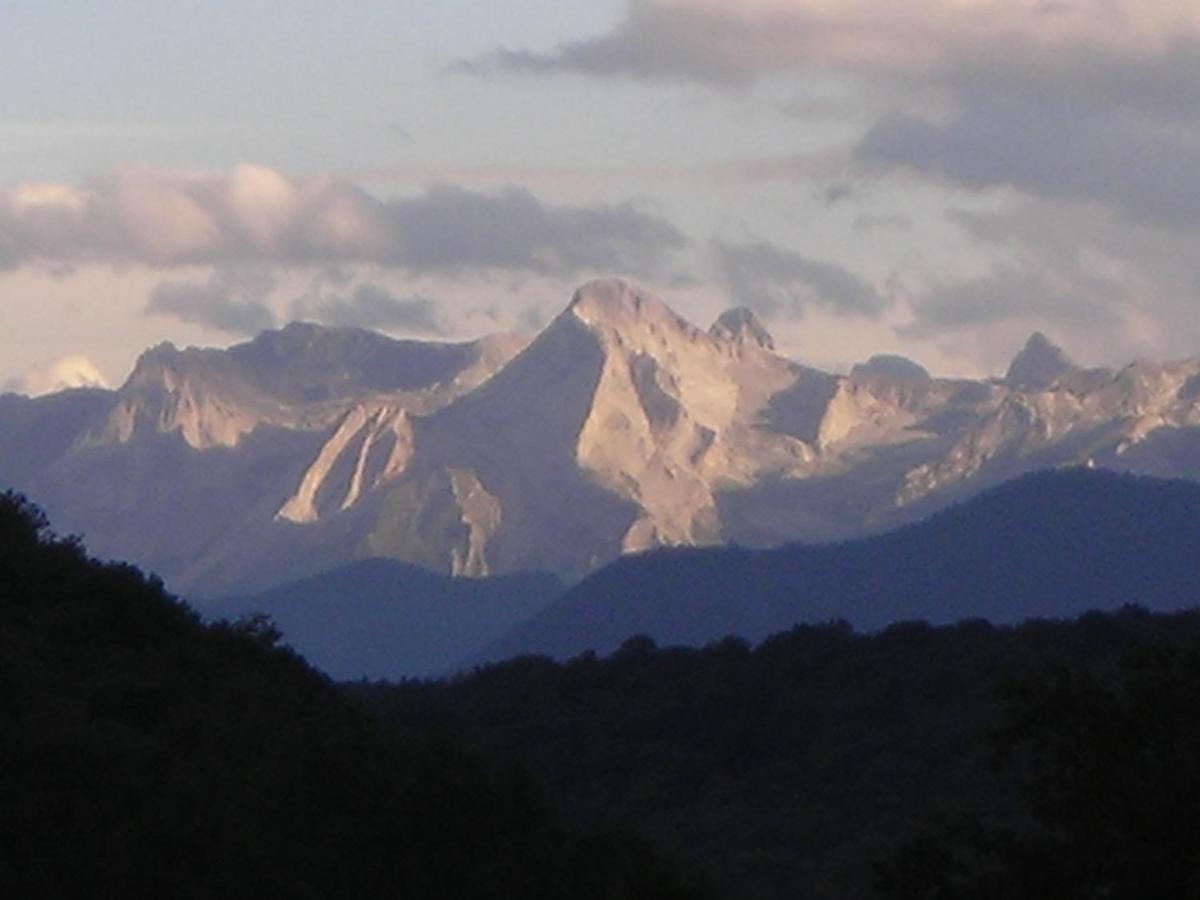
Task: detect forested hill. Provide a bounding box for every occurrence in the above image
[367,607,1200,900]
[0,493,695,898]
[478,468,1200,662]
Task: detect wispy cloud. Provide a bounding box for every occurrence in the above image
[145,267,278,336]
[459,1,1200,85]
[292,283,443,334]
[897,198,1200,364]
[713,237,888,318]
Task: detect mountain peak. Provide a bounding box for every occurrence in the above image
[709,307,775,351]
[567,278,670,325]
[1006,332,1077,390]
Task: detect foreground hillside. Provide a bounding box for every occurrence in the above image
[0,494,693,898]
[480,468,1200,662]
[5,279,1200,599]
[366,607,1200,900]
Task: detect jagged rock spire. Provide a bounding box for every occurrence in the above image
[709,307,775,351]
[1006,332,1077,390]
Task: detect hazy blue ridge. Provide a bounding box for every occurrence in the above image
[475,468,1200,664]
[210,558,563,680]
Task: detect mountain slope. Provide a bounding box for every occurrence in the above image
[0,323,527,597]
[308,279,835,581]
[212,559,562,680]
[475,468,1200,663]
[5,278,1200,598]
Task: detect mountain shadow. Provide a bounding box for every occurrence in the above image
[477,468,1200,663]
[212,559,562,680]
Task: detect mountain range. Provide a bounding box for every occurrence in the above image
[212,468,1200,678]
[476,468,1200,664]
[3,277,1200,604]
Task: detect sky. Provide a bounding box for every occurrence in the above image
[4,0,1200,393]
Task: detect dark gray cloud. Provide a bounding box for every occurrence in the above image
[0,166,688,278]
[713,238,887,318]
[383,184,688,276]
[846,29,1200,226]
[902,264,1120,338]
[294,284,442,334]
[145,269,277,336]
[857,89,1200,227]
[943,38,1200,126]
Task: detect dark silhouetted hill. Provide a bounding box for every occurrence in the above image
[0,492,697,898]
[365,607,1200,900]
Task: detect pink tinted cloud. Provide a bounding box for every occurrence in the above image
[0,164,687,276]
[463,0,1200,83]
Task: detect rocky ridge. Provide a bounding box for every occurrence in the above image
[3,277,1200,598]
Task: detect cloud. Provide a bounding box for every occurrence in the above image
[852,213,912,232]
[5,355,109,397]
[857,83,1200,227]
[382,184,688,276]
[145,268,277,335]
[712,238,887,318]
[460,1,1200,85]
[293,284,442,334]
[902,264,1120,337]
[897,198,1200,363]
[0,165,688,277]
[464,1,1200,231]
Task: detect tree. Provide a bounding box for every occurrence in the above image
[877,639,1200,899]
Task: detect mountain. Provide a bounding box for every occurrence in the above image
[0,324,528,597]
[212,560,562,680]
[4,277,1200,600]
[1004,331,1079,390]
[474,469,1200,663]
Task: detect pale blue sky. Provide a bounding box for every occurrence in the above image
[0,2,625,177]
[3,1,1199,393]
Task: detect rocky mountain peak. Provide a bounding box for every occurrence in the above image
[567,278,693,336]
[1006,332,1077,391]
[709,307,775,351]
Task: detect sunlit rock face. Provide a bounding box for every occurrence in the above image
[4,278,1200,599]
